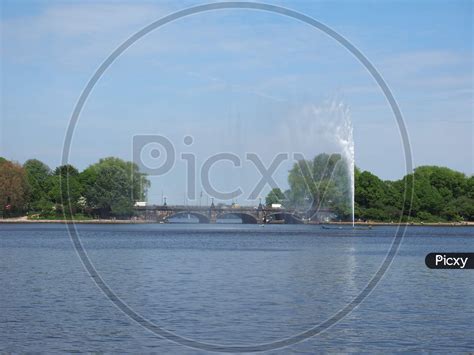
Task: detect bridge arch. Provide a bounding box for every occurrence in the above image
[268,212,303,224]
[217,212,258,224]
[166,211,210,224]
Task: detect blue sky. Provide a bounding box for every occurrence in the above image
[1,0,472,204]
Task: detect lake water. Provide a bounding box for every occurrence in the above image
[1,223,473,353]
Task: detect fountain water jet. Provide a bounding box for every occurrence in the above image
[333,101,355,228]
[313,100,355,227]
[284,99,355,226]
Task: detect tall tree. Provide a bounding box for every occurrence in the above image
[23,159,52,212]
[49,164,83,215]
[80,157,149,218]
[0,159,29,215]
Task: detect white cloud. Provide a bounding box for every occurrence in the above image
[1,2,171,67]
[2,2,169,37]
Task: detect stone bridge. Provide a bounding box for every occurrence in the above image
[134,204,311,224]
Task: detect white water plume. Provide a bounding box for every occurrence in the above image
[282,99,355,225]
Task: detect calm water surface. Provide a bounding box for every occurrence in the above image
[1,224,473,353]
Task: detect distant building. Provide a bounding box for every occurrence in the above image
[271,203,282,209]
[134,201,147,207]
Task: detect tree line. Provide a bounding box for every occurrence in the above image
[265,153,473,222]
[1,154,472,222]
[0,157,149,219]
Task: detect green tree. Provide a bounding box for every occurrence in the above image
[49,164,83,216]
[287,153,351,218]
[445,196,474,221]
[80,157,149,218]
[354,168,403,222]
[391,166,472,222]
[265,188,285,206]
[23,159,52,214]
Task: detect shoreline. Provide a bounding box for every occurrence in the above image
[0,217,472,227]
[0,217,152,224]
